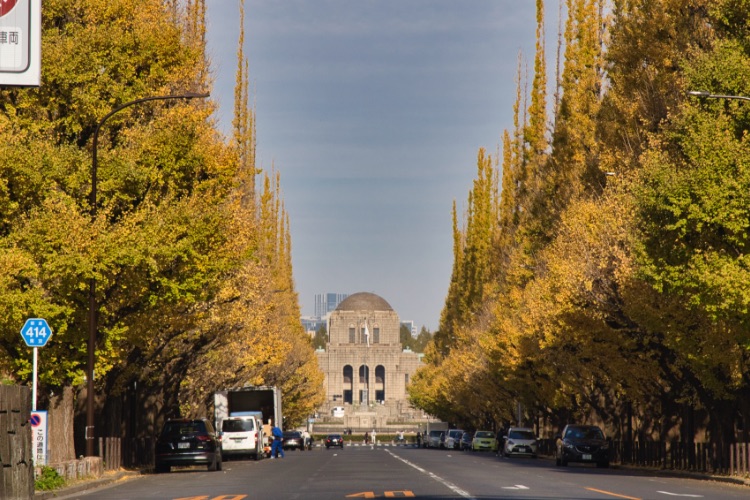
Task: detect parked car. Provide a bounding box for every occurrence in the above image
[325,434,345,449]
[502,427,538,458]
[220,415,263,460]
[460,431,474,451]
[444,429,464,450]
[155,418,222,473]
[282,430,306,450]
[555,424,610,468]
[427,430,445,448]
[471,430,497,452]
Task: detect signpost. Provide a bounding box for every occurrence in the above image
[20,317,52,411]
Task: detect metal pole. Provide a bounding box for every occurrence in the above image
[32,347,38,411]
[86,92,209,456]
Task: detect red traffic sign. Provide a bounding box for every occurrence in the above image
[0,1,19,18]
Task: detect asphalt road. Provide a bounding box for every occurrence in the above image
[53,444,750,500]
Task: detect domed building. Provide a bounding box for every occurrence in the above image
[315,292,425,430]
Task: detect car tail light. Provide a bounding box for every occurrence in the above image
[196,435,211,442]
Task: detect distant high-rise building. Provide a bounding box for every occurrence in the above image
[315,293,348,318]
[400,320,417,337]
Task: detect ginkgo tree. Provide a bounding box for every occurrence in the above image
[412,0,750,446]
[0,0,323,453]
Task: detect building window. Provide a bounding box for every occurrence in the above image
[373,326,380,344]
[375,366,385,384]
[405,373,409,386]
[349,325,355,343]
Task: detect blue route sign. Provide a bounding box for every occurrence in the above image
[20,318,52,347]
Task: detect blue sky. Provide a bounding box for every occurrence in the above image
[206,1,553,330]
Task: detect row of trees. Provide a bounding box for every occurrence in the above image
[409,0,750,449]
[0,0,323,458]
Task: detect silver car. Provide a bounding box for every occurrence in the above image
[444,429,464,450]
[502,427,538,458]
[427,430,445,448]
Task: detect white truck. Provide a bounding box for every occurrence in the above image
[214,386,282,460]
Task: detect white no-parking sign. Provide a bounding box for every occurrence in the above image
[30,410,47,465]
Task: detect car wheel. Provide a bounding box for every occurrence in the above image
[555,454,561,466]
[208,454,219,471]
[154,463,169,474]
[597,460,609,468]
[216,454,223,471]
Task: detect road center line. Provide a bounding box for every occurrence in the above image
[384,449,476,500]
[656,492,703,498]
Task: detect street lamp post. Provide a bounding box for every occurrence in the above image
[86,92,209,456]
[687,90,750,102]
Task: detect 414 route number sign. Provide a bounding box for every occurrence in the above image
[20,318,52,347]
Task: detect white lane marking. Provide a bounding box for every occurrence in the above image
[657,492,703,498]
[502,485,530,490]
[385,449,476,499]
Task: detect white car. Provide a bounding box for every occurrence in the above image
[220,415,264,460]
[444,429,464,449]
[502,427,538,458]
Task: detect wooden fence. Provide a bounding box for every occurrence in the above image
[0,386,33,500]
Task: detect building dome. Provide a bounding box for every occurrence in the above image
[335,292,393,312]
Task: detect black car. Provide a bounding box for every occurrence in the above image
[325,434,345,449]
[155,418,222,473]
[282,431,306,450]
[555,424,610,468]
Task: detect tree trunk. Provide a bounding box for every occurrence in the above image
[48,386,76,463]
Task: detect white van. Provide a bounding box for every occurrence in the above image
[219,413,263,460]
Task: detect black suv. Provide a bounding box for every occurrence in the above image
[555,424,609,468]
[155,418,222,473]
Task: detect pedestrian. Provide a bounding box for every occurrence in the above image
[302,428,311,450]
[371,429,377,444]
[416,431,422,448]
[364,431,370,444]
[398,430,404,444]
[271,424,284,459]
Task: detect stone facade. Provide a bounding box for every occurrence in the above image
[315,292,425,430]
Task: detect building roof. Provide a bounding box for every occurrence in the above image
[335,292,393,312]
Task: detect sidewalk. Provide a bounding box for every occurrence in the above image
[35,469,142,499]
